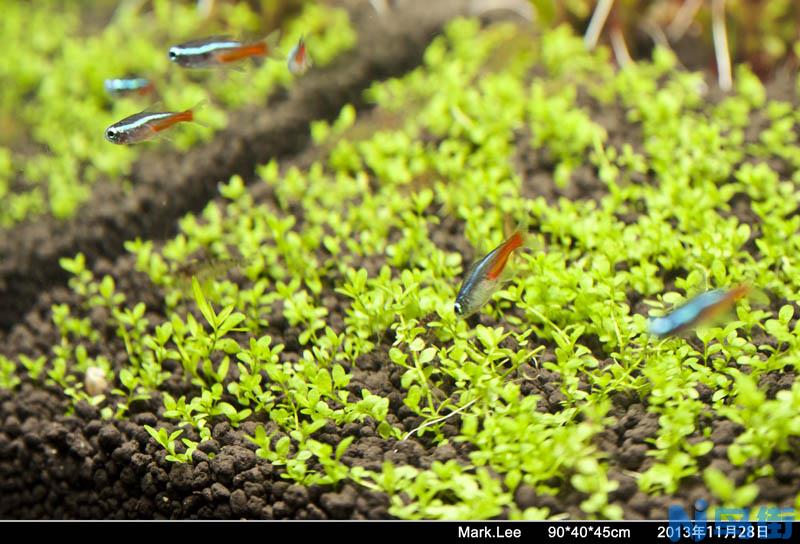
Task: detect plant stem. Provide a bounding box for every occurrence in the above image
[584,0,615,51]
[525,304,570,348]
[609,26,632,68]
[712,0,732,92]
[667,0,703,41]
[413,353,436,415]
[402,397,479,441]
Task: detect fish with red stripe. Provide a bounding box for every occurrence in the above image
[454,229,526,318]
[287,35,312,75]
[168,33,279,68]
[647,283,751,337]
[105,101,204,144]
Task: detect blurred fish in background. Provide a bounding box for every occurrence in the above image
[104,77,156,98]
[287,35,312,75]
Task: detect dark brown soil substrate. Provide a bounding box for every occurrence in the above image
[3,3,800,521]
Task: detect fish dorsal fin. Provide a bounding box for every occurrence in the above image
[462,233,499,280]
[141,100,167,114]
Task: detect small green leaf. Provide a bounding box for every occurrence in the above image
[215,402,237,417]
[335,436,355,461]
[192,277,216,329]
[99,275,115,300]
[275,436,291,457]
[332,364,349,388]
[418,347,437,364]
[217,338,241,354]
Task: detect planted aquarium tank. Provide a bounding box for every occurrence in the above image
[2,0,800,527]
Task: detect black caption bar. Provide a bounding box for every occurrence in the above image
[12,520,800,543]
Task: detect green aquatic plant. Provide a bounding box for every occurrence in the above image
[0,356,20,390]
[703,467,759,509]
[144,424,196,463]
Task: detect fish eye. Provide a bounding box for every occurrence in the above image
[105,128,117,141]
[168,49,178,60]
[454,302,462,316]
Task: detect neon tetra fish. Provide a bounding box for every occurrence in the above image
[287,35,312,75]
[647,283,751,337]
[168,34,277,68]
[105,102,203,145]
[454,230,525,318]
[104,77,155,98]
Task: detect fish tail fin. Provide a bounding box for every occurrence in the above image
[503,214,544,253]
[745,284,772,307]
[184,99,209,127]
[506,229,525,253]
[241,30,282,65]
[730,282,751,301]
[256,30,282,67]
[486,228,526,281]
[245,30,281,67]
[303,35,314,68]
[263,29,282,57]
[730,282,772,308]
[186,99,207,113]
[498,215,546,283]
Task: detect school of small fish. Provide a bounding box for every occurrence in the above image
[104,33,310,145]
[103,23,751,342]
[453,227,753,340]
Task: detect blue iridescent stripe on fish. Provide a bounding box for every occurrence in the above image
[647,289,728,337]
[171,40,242,56]
[104,77,152,95]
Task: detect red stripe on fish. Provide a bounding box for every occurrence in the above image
[151,110,193,133]
[215,42,267,63]
[486,231,523,280]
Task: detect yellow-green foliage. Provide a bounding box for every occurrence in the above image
[0,1,356,227]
